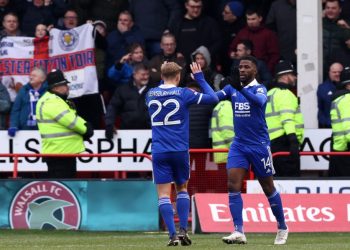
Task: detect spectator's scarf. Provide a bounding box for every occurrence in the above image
[27,89,40,127]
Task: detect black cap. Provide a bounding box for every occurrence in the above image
[275,60,296,77]
[340,66,350,86]
[47,69,70,89]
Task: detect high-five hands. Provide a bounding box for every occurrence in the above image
[190,62,202,79]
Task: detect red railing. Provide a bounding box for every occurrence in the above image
[0,153,152,178]
[2,150,349,179]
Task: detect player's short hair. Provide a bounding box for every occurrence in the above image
[161,62,182,79]
[239,55,258,68]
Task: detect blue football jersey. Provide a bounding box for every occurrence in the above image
[146,84,202,153]
[217,79,270,145]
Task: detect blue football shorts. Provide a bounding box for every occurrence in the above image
[226,142,275,178]
[152,151,190,185]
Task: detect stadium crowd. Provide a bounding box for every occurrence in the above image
[1,0,350,178]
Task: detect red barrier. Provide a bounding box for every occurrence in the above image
[0,153,152,178]
[2,150,347,179]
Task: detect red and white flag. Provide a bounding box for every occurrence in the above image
[0,24,98,99]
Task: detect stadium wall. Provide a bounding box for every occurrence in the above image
[0,180,159,231]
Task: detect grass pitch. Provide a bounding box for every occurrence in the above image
[0,230,349,250]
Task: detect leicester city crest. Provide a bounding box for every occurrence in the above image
[58,29,79,51]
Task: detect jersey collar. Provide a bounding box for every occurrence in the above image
[159,84,177,89]
[244,79,259,88]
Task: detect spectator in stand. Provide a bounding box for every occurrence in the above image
[0,12,24,37]
[107,43,147,90]
[7,68,47,137]
[323,0,350,77]
[129,0,182,58]
[21,0,55,36]
[266,0,297,64]
[188,46,224,90]
[59,8,78,29]
[83,0,129,33]
[106,10,144,68]
[0,12,25,102]
[34,23,49,60]
[35,23,48,38]
[171,0,222,68]
[0,0,20,27]
[0,81,11,129]
[228,8,280,73]
[148,33,186,84]
[317,62,343,128]
[62,0,89,26]
[104,63,154,140]
[231,40,272,88]
[220,1,245,75]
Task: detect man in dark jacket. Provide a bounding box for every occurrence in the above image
[106,10,144,67]
[317,62,343,128]
[228,8,280,74]
[129,0,182,58]
[171,0,221,67]
[323,0,350,77]
[149,33,186,84]
[104,63,153,139]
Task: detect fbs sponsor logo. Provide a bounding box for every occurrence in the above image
[9,181,81,229]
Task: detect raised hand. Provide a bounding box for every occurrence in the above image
[190,62,202,74]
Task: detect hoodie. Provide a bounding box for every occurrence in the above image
[191,45,211,67]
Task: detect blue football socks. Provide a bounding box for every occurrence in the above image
[228,192,244,233]
[176,191,190,230]
[158,197,176,237]
[267,190,287,230]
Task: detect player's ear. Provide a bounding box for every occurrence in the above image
[176,73,181,83]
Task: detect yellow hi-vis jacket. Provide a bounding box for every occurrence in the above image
[211,100,234,164]
[36,91,87,154]
[266,87,304,143]
[330,93,350,151]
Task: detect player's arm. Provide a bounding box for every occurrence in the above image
[191,62,219,104]
[215,84,232,101]
[240,87,267,107]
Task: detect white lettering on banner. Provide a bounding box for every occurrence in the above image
[209,202,335,223]
[14,183,49,216]
[0,130,152,171]
[0,129,339,172]
[300,129,332,170]
[247,180,350,194]
[208,204,230,222]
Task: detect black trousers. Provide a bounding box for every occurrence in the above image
[43,157,77,179]
[329,153,350,177]
[270,135,300,177]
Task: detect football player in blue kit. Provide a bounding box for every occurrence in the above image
[146,61,218,246]
[217,56,288,245]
